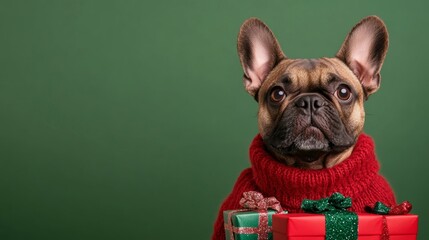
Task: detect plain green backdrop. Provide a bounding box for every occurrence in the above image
[0,0,428,239]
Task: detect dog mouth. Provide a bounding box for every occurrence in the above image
[270,126,333,163]
[265,99,356,165]
[293,126,329,152]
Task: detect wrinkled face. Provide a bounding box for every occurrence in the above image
[257,58,365,162]
[237,17,389,168]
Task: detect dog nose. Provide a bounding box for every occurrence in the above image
[295,94,326,113]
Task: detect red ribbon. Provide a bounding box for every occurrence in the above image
[378,201,413,240]
[239,191,283,213]
[224,191,284,240]
[388,201,412,215]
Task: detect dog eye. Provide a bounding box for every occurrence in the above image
[335,84,352,101]
[270,87,286,103]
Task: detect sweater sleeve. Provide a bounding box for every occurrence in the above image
[211,168,256,240]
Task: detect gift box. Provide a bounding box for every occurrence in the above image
[385,214,418,240]
[224,209,287,240]
[272,213,418,240]
[223,191,287,240]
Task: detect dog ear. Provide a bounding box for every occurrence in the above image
[336,16,389,97]
[237,18,285,98]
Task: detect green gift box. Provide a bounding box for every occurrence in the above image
[223,191,286,240]
[223,209,287,240]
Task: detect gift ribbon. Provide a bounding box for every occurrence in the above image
[369,201,412,240]
[224,191,284,240]
[372,201,412,215]
[239,191,283,213]
[301,192,358,240]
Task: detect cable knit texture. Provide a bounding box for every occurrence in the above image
[211,133,396,240]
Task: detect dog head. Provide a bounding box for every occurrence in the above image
[237,16,388,169]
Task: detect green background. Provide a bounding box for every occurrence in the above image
[0,0,427,239]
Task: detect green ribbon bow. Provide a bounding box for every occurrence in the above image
[301,192,358,240]
[368,201,412,240]
[372,201,391,215]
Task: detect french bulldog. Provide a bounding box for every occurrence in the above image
[238,16,388,169]
[211,16,397,240]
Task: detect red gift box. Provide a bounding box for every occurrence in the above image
[385,215,418,240]
[272,213,418,240]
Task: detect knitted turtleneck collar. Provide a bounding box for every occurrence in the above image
[212,133,396,239]
[249,133,381,211]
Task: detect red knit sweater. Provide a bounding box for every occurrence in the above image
[211,133,396,240]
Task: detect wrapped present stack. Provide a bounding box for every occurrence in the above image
[224,192,418,240]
